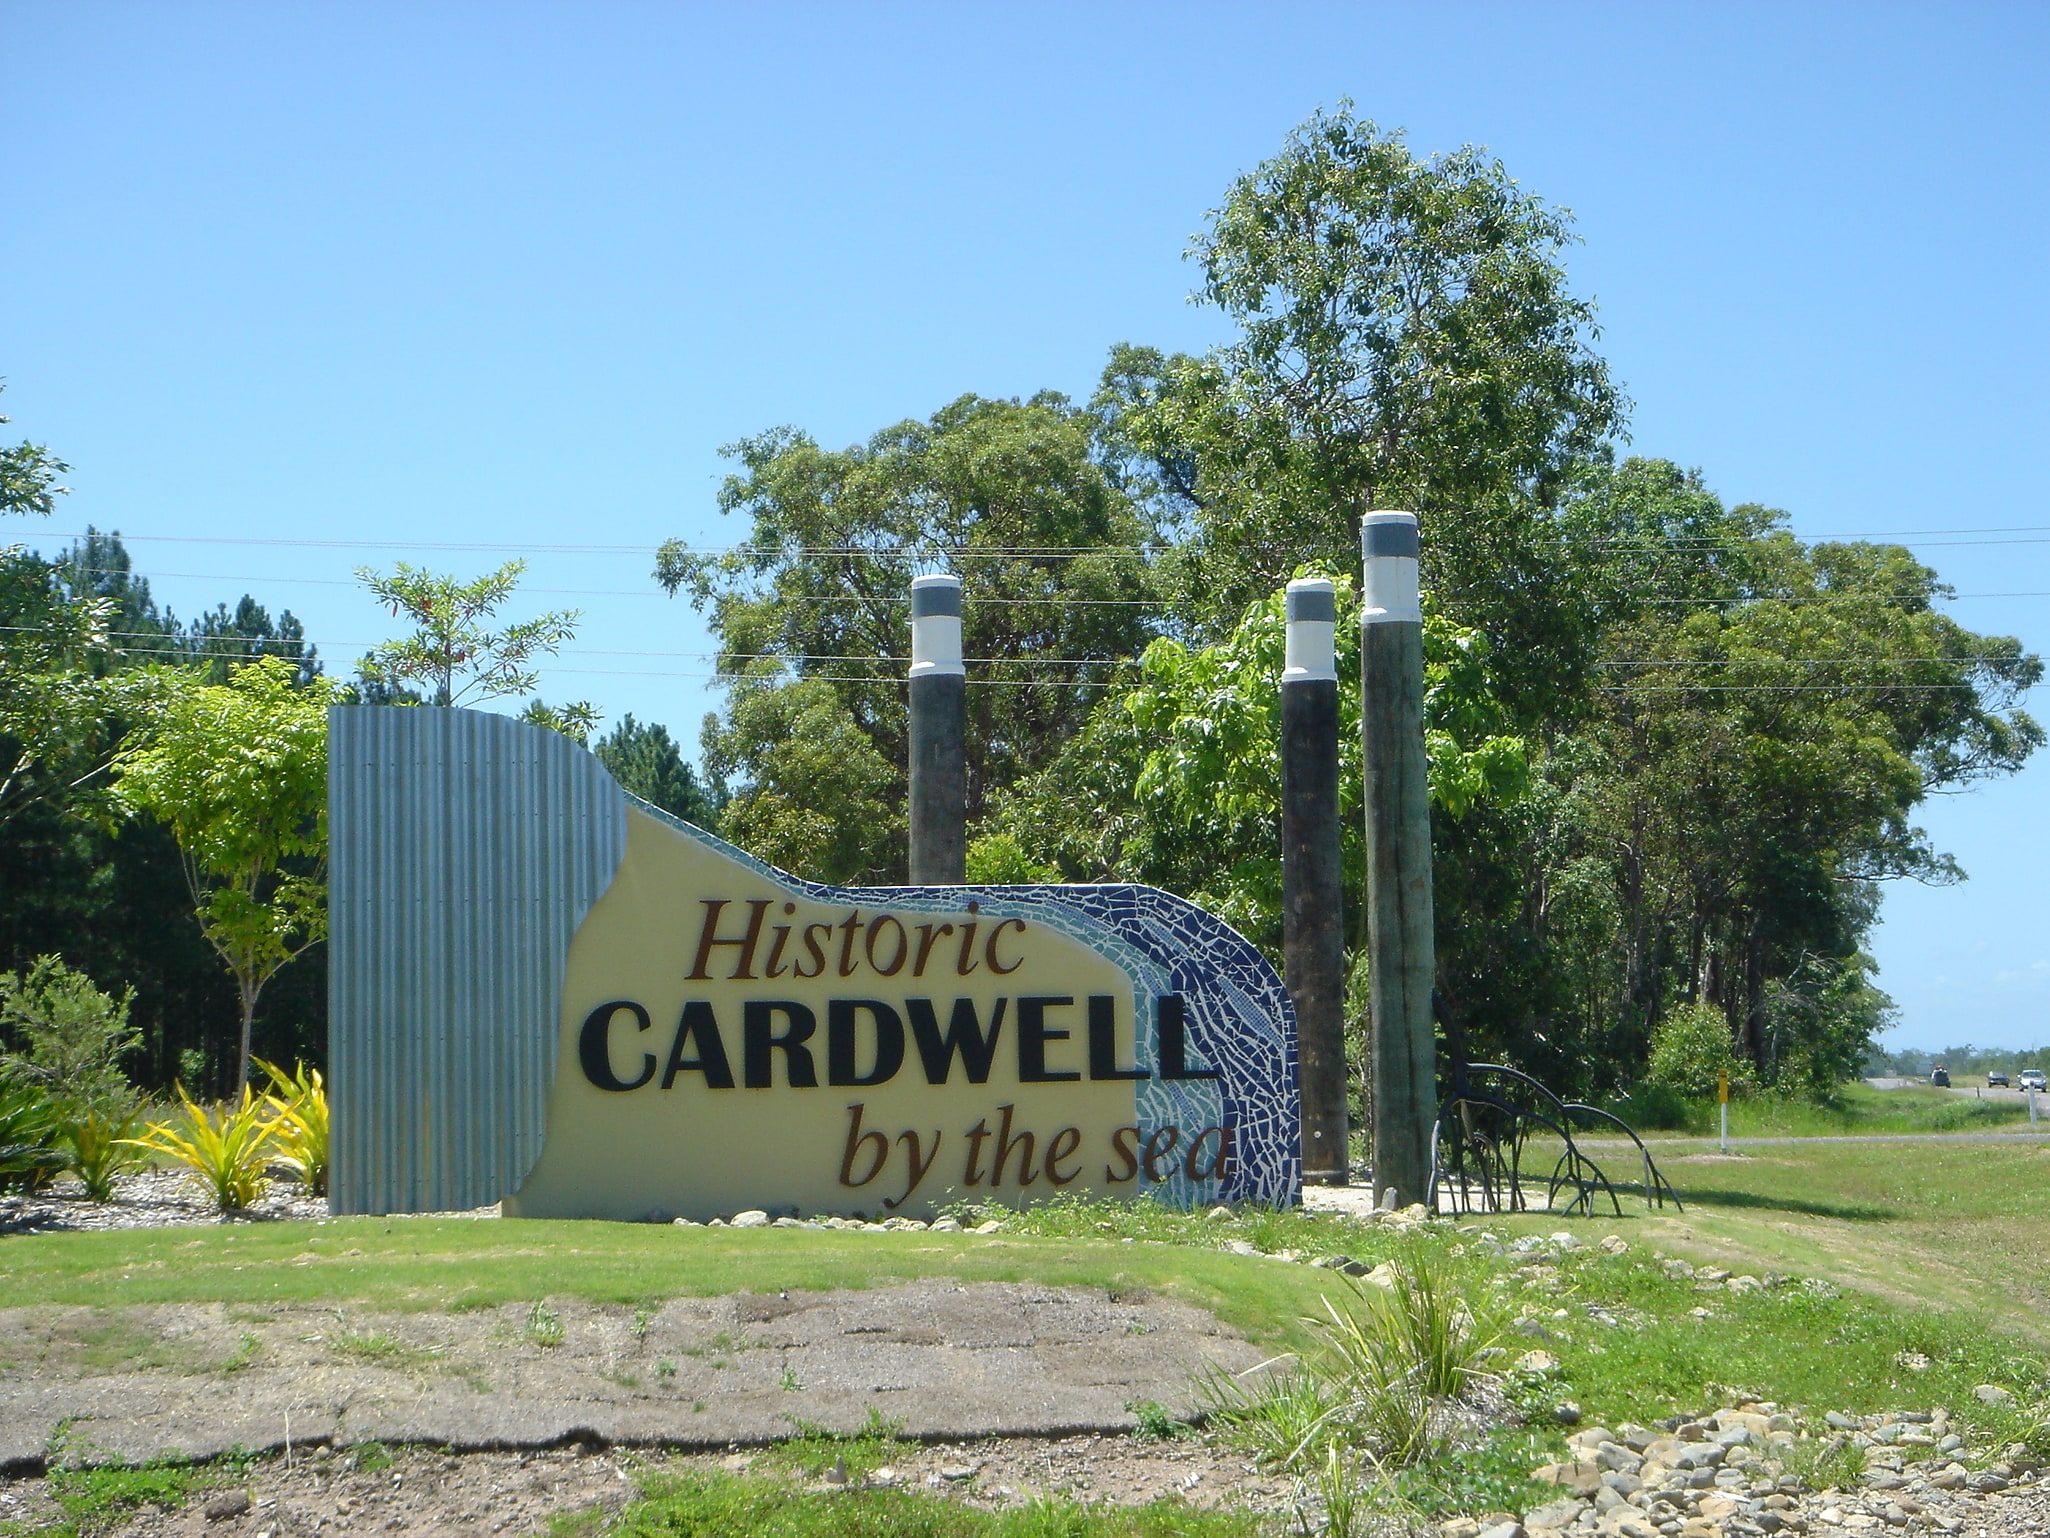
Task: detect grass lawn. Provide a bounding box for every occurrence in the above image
[1499,1134,2050,1334]
[0,1215,1361,1355]
[1625,1081,2037,1139]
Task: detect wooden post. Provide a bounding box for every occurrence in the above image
[908,573,966,884]
[1282,577,1348,1186]
[1360,511,1435,1210]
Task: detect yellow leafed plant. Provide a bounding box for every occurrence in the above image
[257,1058,329,1198]
[124,1086,276,1212]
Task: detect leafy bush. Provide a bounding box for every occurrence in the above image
[1612,1081,1693,1131]
[0,1073,66,1192]
[257,1058,329,1196]
[61,1104,148,1201]
[124,1087,275,1212]
[1644,1000,1755,1102]
[0,953,140,1116]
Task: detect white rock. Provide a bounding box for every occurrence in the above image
[730,1210,771,1228]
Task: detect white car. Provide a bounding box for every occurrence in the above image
[2020,1069,2047,1093]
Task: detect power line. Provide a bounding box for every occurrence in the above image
[18,523,2050,556]
[45,562,2050,607]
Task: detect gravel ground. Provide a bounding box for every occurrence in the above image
[0,1437,1295,1535]
[4,1419,2050,1537]
[0,1171,336,1234]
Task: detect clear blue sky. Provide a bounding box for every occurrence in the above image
[4,3,2046,1050]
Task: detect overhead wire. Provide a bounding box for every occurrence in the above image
[18,523,2050,556]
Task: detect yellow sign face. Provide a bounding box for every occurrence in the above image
[504,804,1289,1220]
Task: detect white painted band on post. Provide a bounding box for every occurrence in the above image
[909,574,966,677]
[1359,511,1422,626]
[1283,577,1338,682]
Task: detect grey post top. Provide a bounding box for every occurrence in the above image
[1285,580,1338,623]
[910,573,963,617]
[1359,511,1420,559]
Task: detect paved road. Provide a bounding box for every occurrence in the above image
[1580,1130,2050,1147]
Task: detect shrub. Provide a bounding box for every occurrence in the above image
[0,1073,66,1193]
[124,1087,275,1212]
[1644,1000,1755,1102]
[256,1058,329,1197]
[0,954,140,1117]
[61,1105,148,1202]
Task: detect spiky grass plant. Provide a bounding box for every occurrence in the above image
[256,1058,329,1197]
[1200,1363,1335,1469]
[1206,1245,1500,1474]
[61,1105,148,1202]
[0,1074,66,1192]
[124,1086,276,1212]
[1312,1247,1500,1466]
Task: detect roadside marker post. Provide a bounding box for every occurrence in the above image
[1282,577,1348,1186]
[1718,1067,1730,1155]
[1360,512,1435,1210]
[908,573,967,884]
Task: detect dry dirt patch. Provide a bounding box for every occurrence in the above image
[0,1280,1266,1472]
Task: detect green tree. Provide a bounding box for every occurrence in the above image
[1643,1001,1755,1102]
[593,714,715,826]
[0,954,140,1116]
[0,384,69,518]
[702,677,897,881]
[356,559,588,715]
[1097,106,1623,681]
[112,659,336,1094]
[0,546,129,827]
[991,575,1528,952]
[658,392,1164,877]
[1431,460,2040,1095]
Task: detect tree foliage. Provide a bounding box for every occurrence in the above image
[594,714,716,827]
[1096,106,1623,673]
[659,392,1165,878]
[112,659,335,1093]
[989,575,1528,951]
[0,954,140,1116]
[357,559,582,708]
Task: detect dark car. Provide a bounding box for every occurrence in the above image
[1931,1066,1951,1087]
[1989,1070,2011,1087]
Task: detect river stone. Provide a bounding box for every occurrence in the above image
[1524,1496,1589,1531]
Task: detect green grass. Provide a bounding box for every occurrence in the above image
[0,1449,229,1538]
[1620,1081,2035,1139]
[1506,1136,2050,1331]
[568,1470,1263,1538]
[758,1411,906,1481]
[0,1214,1375,1356]
[9,1150,2050,1532]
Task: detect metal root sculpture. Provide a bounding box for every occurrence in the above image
[1428,1060,1682,1218]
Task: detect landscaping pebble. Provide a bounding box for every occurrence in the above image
[0,1169,332,1234]
[1514,1399,2050,1538]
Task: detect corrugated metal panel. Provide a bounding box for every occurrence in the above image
[327,706,626,1215]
